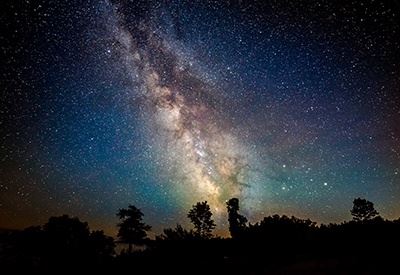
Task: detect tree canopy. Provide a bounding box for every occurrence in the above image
[187,201,216,239]
[350,197,380,222]
[117,205,151,252]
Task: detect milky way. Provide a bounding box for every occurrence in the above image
[109,5,264,221]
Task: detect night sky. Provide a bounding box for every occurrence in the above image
[1,0,399,236]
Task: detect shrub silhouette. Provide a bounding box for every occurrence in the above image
[156,224,195,241]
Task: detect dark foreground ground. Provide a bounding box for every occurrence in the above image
[1,217,399,274]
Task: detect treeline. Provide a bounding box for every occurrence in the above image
[1,197,399,274]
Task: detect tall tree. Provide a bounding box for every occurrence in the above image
[226,198,247,238]
[116,205,151,253]
[187,201,216,239]
[350,198,379,222]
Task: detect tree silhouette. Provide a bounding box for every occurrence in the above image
[89,230,115,262]
[41,215,117,269]
[116,205,151,253]
[43,215,91,257]
[4,215,115,271]
[350,197,379,222]
[226,198,247,238]
[187,201,216,239]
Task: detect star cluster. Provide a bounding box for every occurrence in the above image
[1,0,399,235]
